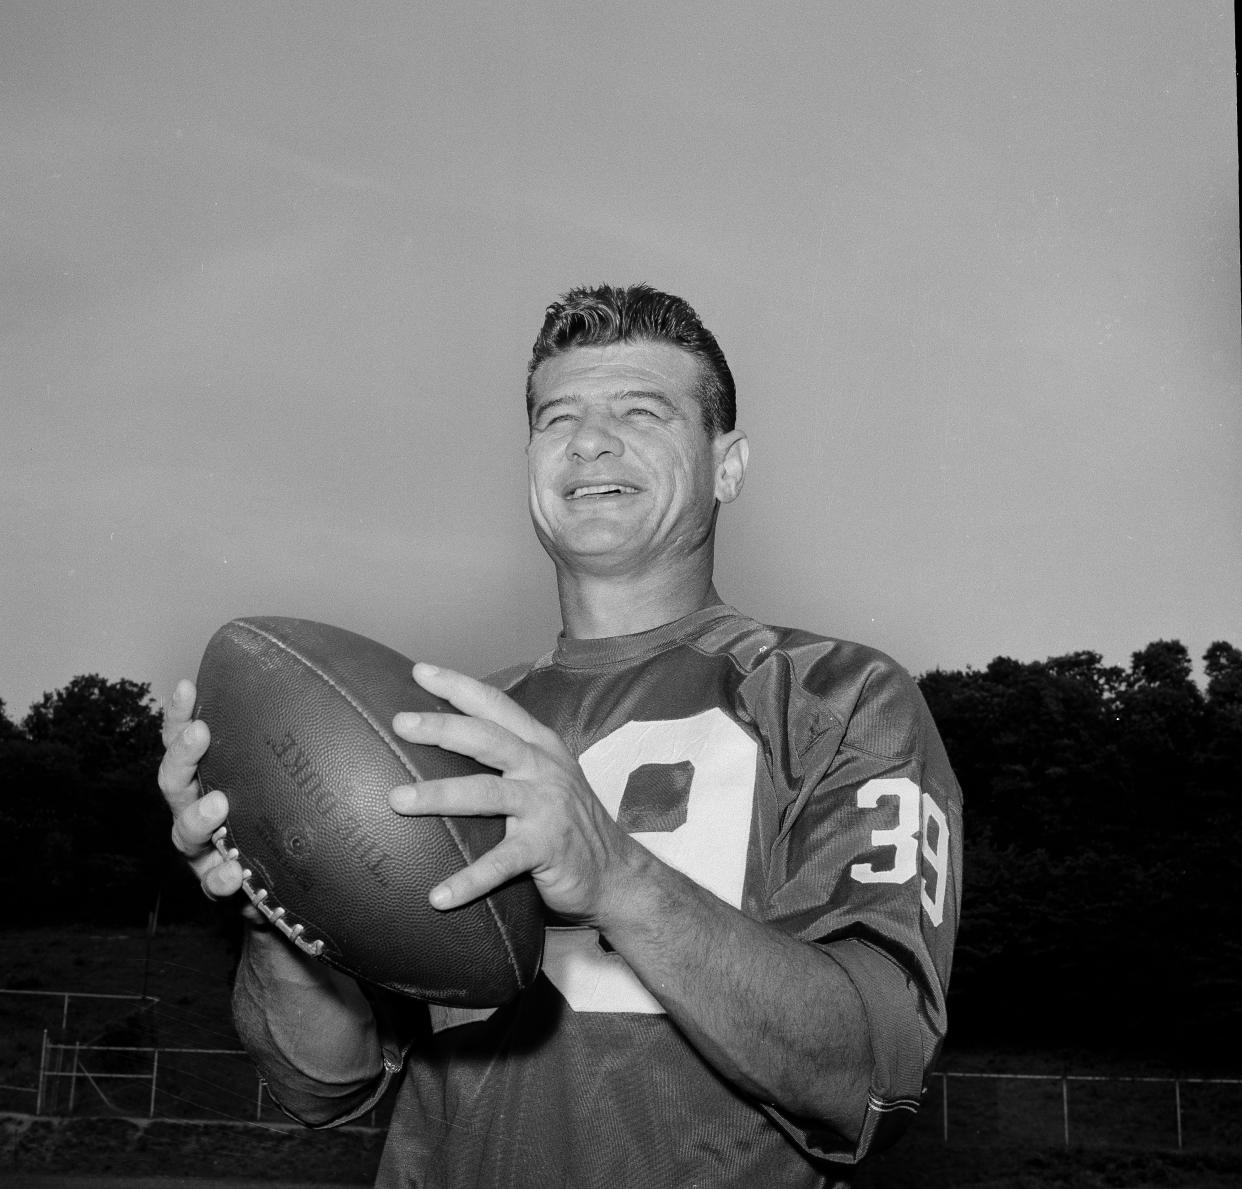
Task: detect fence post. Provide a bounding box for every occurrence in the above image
[1174,1079,1183,1151]
[941,1072,949,1143]
[68,1041,81,1115]
[149,1049,159,1118]
[35,1030,48,1116]
[1061,1078,1070,1149]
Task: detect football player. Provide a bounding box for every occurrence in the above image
[159,283,962,1188]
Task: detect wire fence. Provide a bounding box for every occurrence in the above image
[2,989,1239,1151]
[0,986,390,1130]
[18,1035,389,1129]
[921,1069,1242,1152]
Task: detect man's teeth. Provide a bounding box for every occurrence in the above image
[567,485,639,499]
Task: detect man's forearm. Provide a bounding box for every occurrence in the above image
[599,847,872,1141]
[233,926,386,1126]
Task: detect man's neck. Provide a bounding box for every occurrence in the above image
[555,560,723,640]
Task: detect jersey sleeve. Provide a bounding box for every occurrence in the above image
[234,961,427,1129]
[748,641,963,1165]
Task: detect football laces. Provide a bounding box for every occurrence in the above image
[211,826,326,957]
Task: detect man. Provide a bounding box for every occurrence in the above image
[159,284,962,1187]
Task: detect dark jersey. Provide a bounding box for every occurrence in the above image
[365,605,962,1188]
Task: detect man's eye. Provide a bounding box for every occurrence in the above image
[625,406,659,419]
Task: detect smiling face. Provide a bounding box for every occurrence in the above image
[526,340,747,580]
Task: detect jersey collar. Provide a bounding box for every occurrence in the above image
[552,603,737,669]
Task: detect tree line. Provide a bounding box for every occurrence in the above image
[919,639,1242,1066]
[1,638,1239,1064]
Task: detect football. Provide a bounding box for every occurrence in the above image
[193,616,544,1006]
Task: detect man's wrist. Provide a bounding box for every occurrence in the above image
[593,838,701,949]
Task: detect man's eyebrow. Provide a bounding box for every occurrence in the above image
[530,390,681,420]
[617,389,680,413]
[530,394,580,420]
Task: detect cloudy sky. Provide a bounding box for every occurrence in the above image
[2,1,1237,719]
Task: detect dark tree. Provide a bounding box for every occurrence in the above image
[22,674,163,773]
[2,675,172,924]
[1114,640,1205,804]
[1204,640,1242,708]
[1203,641,1242,776]
[920,650,1127,856]
[0,738,88,920]
[0,698,18,741]
[920,640,1242,1066]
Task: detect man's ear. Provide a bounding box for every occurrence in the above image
[714,430,749,503]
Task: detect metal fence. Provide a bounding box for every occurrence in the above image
[33,1035,269,1122]
[0,988,153,1036]
[0,988,160,1114]
[921,1070,1242,1152]
[3,990,1240,1150]
[26,1033,390,1129]
[14,1039,1241,1151]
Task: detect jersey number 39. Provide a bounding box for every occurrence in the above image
[849,777,950,927]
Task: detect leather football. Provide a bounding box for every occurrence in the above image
[193,616,544,1006]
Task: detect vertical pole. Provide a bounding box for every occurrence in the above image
[941,1072,949,1143]
[68,1041,80,1115]
[35,1030,47,1116]
[142,891,161,1003]
[61,994,70,1035]
[1174,1080,1183,1151]
[149,1049,159,1118]
[256,1075,264,1121]
[1061,1078,1070,1149]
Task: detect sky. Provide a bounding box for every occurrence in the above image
[2,1,1238,720]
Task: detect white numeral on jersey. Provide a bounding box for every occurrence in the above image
[850,778,950,927]
[544,709,758,1014]
[920,794,949,927]
[850,779,919,884]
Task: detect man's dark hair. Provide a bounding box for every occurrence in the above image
[526,283,736,435]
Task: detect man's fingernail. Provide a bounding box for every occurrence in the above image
[390,786,416,809]
[415,662,439,678]
[429,885,451,910]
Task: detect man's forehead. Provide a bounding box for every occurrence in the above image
[531,341,702,398]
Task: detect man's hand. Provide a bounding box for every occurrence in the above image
[159,686,385,1121]
[157,678,246,901]
[388,663,642,923]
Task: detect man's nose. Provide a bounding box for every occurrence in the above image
[566,414,624,461]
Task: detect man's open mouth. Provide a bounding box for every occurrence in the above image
[565,484,641,500]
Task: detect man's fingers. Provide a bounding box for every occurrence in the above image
[412,663,558,749]
[393,709,531,774]
[161,679,198,748]
[157,681,250,909]
[157,719,211,810]
[427,840,530,911]
[389,773,516,816]
[171,788,229,857]
[202,853,245,900]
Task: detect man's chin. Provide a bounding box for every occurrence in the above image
[538,523,649,571]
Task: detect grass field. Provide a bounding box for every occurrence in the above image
[3,923,1241,1187]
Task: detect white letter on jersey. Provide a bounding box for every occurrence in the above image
[543,709,757,1014]
[849,777,950,927]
